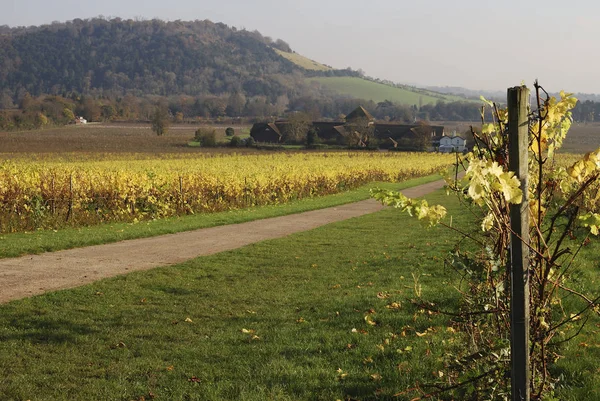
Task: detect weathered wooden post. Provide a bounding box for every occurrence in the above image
[508,86,530,401]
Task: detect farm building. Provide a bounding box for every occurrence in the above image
[438,134,467,153]
[249,106,445,150]
[345,105,375,123]
[249,122,283,143]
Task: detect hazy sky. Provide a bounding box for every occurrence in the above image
[2,0,599,93]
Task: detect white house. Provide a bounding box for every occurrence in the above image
[438,135,467,153]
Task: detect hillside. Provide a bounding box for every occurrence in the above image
[272,48,332,71]
[307,76,467,106]
[0,18,332,99]
[0,18,464,107]
[0,17,487,128]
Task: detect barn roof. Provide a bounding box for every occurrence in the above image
[333,125,346,136]
[373,123,417,139]
[267,122,283,137]
[346,106,374,122]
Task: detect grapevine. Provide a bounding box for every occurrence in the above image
[0,152,454,233]
[373,83,600,399]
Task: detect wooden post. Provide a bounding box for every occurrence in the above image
[508,86,530,401]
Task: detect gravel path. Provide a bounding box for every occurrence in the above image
[0,178,449,304]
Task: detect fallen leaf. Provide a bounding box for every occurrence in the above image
[241,328,255,334]
[184,317,193,323]
[386,302,401,310]
[336,368,348,380]
[188,376,201,383]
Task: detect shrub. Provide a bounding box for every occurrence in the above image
[306,128,320,147]
[229,135,243,147]
[225,127,235,137]
[244,136,256,148]
[194,128,217,147]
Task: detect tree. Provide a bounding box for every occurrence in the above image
[282,112,311,144]
[412,120,434,151]
[80,97,101,122]
[344,116,374,148]
[273,38,292,52]
[226,93,246,117]
[306,128,319,147]
[35,112,48,127]
[0,91,14,109]
[151,106,170,136]
[101,104,116,121]
[62,107,75,122]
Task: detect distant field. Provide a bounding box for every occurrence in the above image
[427,121,600,154]
[0,123,251,155]
[306,76,469,106]
[273,48,332,71]
[562,122,600,153]
[3,119,595,156]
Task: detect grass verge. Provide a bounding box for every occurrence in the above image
[0,191,598,400]
[0,175,442,259]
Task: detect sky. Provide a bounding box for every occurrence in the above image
[2,0,599,93]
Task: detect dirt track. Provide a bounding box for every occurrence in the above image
[0,179,448,304]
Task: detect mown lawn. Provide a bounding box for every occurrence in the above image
[1,190,599,400]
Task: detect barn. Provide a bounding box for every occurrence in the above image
[249,122,283,143]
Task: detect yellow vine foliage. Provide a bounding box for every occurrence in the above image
[0,152,454,233]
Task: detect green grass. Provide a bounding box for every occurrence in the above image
[0,175,442,259]
[0,191,598,400]
[273,48,332,71]
[306,77,468,106]
[0,191,466,400]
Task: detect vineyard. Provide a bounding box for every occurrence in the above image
[0,152,454,233]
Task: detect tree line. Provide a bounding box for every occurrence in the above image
[0,90,492,131]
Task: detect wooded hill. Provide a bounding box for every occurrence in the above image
[0,18,360,101]
[0,17,487,130]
